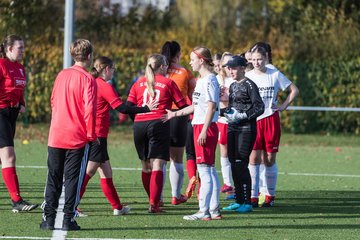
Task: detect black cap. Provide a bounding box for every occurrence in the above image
[223,56,247,68]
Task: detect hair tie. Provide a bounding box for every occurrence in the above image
[192,50,210,64]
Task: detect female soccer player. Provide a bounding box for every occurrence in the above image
[246,46,299,207]
[78,56,157,216]
[216,52,235,194]
[164,46,221,220]
[161,41,196,205]
[0,34,38,213]
[127,54,187,213]
[221,55,264,213]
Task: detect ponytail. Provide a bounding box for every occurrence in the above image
[0,43,5,58]
[91,56,114,79]
[145,54,168,98]
[145,63,156,98]
[90,67,100,78]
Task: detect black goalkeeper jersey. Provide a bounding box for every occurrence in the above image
[228,78,264,128]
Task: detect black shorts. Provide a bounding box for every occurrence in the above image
[169,114,189,147]
[88,138,109,163]
[0,107,19,148]
[133,119,170,161]
[185,119,196,161]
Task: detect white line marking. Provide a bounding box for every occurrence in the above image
[0,237,168,240]
[17,166,360,178]
[51,184,67,240]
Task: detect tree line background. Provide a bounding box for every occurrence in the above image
[0,0,359,134]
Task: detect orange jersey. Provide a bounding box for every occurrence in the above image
[166,65,194,109]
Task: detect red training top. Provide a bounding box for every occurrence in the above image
[0,58,26,108]
[95,77,122,138]
[127,74,186,122]
[48,65,97,149]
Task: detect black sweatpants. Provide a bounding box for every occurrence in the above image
[227,124,256,205]
[44,145,88,221]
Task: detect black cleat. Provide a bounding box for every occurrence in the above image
[12,200,38,213]
[62,220,81,231]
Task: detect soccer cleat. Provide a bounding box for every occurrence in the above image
[62,220,81,231]
[171,194,188,205]
[225,193,236,200]
[185,176,197,199]
[235,204,253,213]
[261,196,275,207]
[12,199,38,213]
[183,211,211,221]
[222,202,241,211]
[220,184,234,193]
[40,218,55,230]
[114,205,131,216]
[75,207,88,217]
[210,207,222,220]
[251,198,259,208]
[148,204,164,214]
[258,193,266,205]
[158,200,164,207]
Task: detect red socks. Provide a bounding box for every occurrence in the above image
[100,178,121,210]
[141,171,151,197]
[79,174,91,199]
[2,167,22,202]
[149,170,163,206]
[186,159,197,179]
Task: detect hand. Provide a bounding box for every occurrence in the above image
[146,98,158,111]
[224,107,247,123]
[197,130,207,146]
[272,104,285,112]
[161,109,176,123]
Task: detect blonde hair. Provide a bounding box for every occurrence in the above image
[219,52,233,85]
[145,54,168,98]
[70,39,93,62]
[90,56,114,78]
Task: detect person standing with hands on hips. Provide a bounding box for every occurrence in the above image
[40,39,97,231]
[221,56,264,213]
[246,46,299,207]
[0,34,38,213]
[164,46,221,220]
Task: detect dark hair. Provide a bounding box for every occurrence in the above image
[90,56,114,78]
[161,41,181,64]
[250,46,268,59]
[250,42,272,63]
[0,34,23,58]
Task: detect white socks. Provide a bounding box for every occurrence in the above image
[265,163,278,196]
[259,163,266,194]
[170,162,184,198]
[220,157,233,186]
[197,164,220,213]
[249,164,260,198]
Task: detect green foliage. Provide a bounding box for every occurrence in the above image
[1,0,359,134]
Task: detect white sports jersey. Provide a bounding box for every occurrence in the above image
[192,73,220,125]
[245,67,291,120]
[216,75,235,124]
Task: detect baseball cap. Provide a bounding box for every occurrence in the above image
[223,56,247,68]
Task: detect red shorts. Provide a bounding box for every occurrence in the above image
[253,112,281,153]
[193,123,219,165]
[217,121,228,145]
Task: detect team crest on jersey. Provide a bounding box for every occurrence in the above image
[19,68,24,77]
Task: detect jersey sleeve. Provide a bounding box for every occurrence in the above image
[278,71,292,91]
[245,80,265,120]
[127,82,138,105]
[206,77,220,103]
[169,80,187,108]
[84,76,97,141]
[99,80,123,109]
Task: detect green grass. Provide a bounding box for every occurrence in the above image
[1,123,360,239]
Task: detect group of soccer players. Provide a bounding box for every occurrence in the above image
[0,34,298,230]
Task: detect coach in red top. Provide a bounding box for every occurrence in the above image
[0,34,38,213]
[40,39,97,231]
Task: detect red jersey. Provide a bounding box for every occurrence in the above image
[166,65,195,109]
[48,65,97,149]
[0,58,26,108]
[127,74,186,122]
[95,77,122,138]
